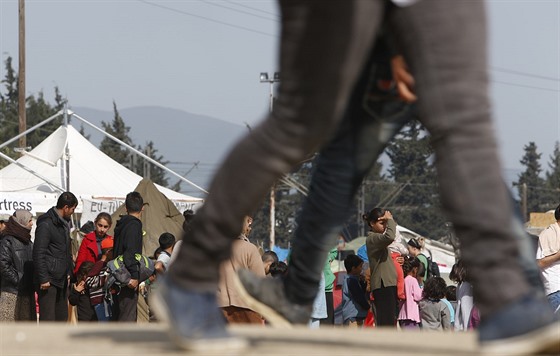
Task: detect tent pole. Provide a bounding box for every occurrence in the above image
[0,150,64,192]
[0,110,63,151]
[63,106,70,191]
[69,110,209,194]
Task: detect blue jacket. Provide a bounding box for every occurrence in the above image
[341,274,369,323]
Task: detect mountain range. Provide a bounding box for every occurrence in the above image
[69,105,522,200]
[70,106,247,198]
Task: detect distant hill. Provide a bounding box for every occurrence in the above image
[67,105,524,201]
[70,106,246,197]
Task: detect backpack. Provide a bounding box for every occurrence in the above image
[103,254,155,308]
[107,254,155,286]
[421,253,441,278]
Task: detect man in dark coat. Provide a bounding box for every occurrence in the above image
[33,192,78,321]
[113,191,144,322]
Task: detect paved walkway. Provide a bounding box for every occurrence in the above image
[0,323,478,355]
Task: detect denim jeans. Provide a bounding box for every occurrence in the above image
[169,0,531,317]
[547,291,560,314]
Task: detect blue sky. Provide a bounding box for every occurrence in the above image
[1,0,559,178]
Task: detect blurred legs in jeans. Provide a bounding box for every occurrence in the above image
[167,1,554,351]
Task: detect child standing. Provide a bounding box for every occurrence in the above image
[418,277,451,331]
[397,256,423,329]
[340,254,370,327]
[450,259,475,331]
[443,285,457,328]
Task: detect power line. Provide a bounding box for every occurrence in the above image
[491,66,560,82]
[224,0,280,18]
[491,79,559,92]
[200,0,279,22]
[137,0,276,38]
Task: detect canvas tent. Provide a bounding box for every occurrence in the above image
[0,125,203,219]
[108,178,186,257]
[108,178,188,323]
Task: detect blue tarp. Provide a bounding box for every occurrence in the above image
[272,246,290,262]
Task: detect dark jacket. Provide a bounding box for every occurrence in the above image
[33,207,73,288]
[68,285,96,321]
[0,234,34,295]
[113,215,143,280]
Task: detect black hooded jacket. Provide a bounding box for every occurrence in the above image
[0,217,34,294]
[33,207,73,288]
[113,215,143,280]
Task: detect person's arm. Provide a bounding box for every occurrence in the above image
[537,250,560,269]
[367,219,397,248]
[33,221,51,288]
[417,254,428,280]
[384,219,397,242]
[409,277,423,302]
[391,55,417,103]
[73,236,90,276]
[347,277,370,311]
[247,245,266,277]
[154,260,165,274]
[328,247,338,262]
[0,239,18,286]
[123,220,143,286]
[68,282,84,306]
[458,283,474,328]
[441,302,451,330]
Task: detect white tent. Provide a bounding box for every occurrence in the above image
[0,125,203,219]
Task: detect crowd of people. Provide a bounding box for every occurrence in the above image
[0,188,557,336]
[0,191,180,322]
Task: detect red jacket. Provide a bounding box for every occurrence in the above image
[391,252,405,301]
[74,232,113,276]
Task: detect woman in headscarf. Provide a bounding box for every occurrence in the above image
[0,209,35,321]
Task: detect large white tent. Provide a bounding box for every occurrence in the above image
[0,124,203,220]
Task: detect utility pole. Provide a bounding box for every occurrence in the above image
[520,182,527,221]
[260,72,280,251]
[512,181,528,222]
[18,0,26,150]
[357,182,365,236]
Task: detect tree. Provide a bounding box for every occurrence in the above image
[517,142,547,216]
[544,141,560,209]
[0,56,19,168]
[134,141,169,187]
[385,119,447,238]
[99,101,133,166]
[78,124,91,140]
[1,57,65,169]
[25,91,65,148]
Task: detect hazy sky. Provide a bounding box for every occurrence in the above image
[1,0,559,178]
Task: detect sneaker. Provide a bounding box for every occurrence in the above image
[151,276,247,352]
[234,269,313,328]
[479,293,560,355]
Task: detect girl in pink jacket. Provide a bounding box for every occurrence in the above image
[397,256,423,329]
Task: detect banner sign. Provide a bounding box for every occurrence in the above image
[0,193,58,216]
[80,198,202,225]
[80,198,125,224]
